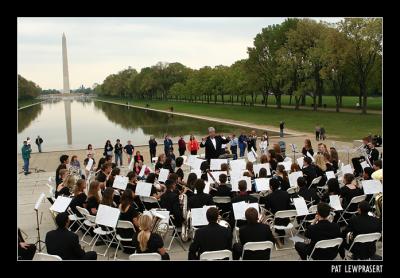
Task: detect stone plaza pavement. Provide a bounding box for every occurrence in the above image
[17,135,382,260]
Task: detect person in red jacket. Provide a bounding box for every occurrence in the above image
[187,135,199,155]
[178,136,186,156]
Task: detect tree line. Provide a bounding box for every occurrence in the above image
[91,18,381,114]
[18,75,42,99]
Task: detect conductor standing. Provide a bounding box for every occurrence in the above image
[200,127,230,162]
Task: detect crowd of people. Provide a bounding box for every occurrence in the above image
[18,127,383,261]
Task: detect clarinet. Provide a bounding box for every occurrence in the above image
[206,170,219,191]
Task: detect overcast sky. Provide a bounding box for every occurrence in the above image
[18,17,342,90]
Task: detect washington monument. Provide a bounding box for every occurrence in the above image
[62,33,70,94]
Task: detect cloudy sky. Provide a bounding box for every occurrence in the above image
[18,17,342,90]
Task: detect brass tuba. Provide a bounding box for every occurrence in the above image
[149,210,169,239]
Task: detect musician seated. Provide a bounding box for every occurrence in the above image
[210,174,232,198]
[160,179,183,227]
[96,162,112,190]
[339,201,382,259]
[188,207,232,260]
[220,163,230,176]
[200,161,210,181]
[118,189,140,253]
[263,178,292,243]
[321,178,341,203]
[188,179,214,209]
[126,171,138,192]
[55,154,69,186]
[132,213,170,260]
[275,165,290,191]
[185,173,198,198]
[232,207,276,260]
[86,181,101,215]
[18,228,36,260]
[232,180,258,228]
[340,174,364,215]
[55,169,72,199]
[175,157,185,185]
[45,212,97,260]
[297,177,319,206]
[351,137,372,177]
[295,203,341,260]
[69,179,87,222]
[301,157,317,187]
[372,160,382,181]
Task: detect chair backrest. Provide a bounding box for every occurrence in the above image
[274,209,297,219]
[76,206,96,222]
[34,252,62,261]
[287,187,297,194]
[243,241,273,252]
[141,196,159,204]
[200,250,232,260]
[314,238,343,250]
[129,253,161,261]
[353,232,381,244]
[212,196,232,204]
[350,194,367,205]
[117,220,135,231]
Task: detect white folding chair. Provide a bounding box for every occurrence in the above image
[337,195,367,225]
[241,241,274,260]
[113,220,136,260]
[76,206,96,245]
[309,176,322,189]
[66,207,85,233]
[346,232,381,260]
[200,250,232,260]
[296,205,318,235]
[129,253,161,261]
[307,238,343,260]
[271,210,298,250]
[287,187,298,195]
[33,252,62,261]
[140,196,161,210]
[284,157,292,163]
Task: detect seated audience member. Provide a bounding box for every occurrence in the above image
[211,174,232,198]
[175,157,185,185]
[275,165,290,191]
[329,147,339,173]
[263,178,292,242]
[55,169,73,198]
[295,203,341,260]
[55,154,69,186]
[188,207,232,260]
[160,179,183,227]
[45,212,97,260]
[371,160,383,181]
[18,228,36,260]
[86,181,101,215]
[96,162,112,190]
[301,157,317,187]
[188,179,214,209]
[340,201,382,260]
[69,179,87,217]
[302,139,314,157]
[132,213,170,260]
[321,178,341,203]
[297,176,319,205]
[232,207,276,260]
[118,189,140,253]
[340,173,364,214]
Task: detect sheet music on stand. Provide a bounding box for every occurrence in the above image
[34,193,46,211]
[210,159,227,171]
[296,157,304,169]
[253,163,271,176]
[192,158,204,170]
[230,159,246,172]
[150,209,169,224]
[232,201,259,220]
[135,181,153,197]
[289,171,303,188]
[306,151,315,162]
[247,151,257,163]
[278,161,292,171]
[361,180,383,195]
[85,158,94,171]
[186,155,199,166]
[360,161,369,170]
[293,197,309,216]
[158,168,170,183]
[191,205,216,226]
[50,196,72,213]
[254,178,270,192]
[231,176,252,191]
[112,175,129,190]
[341,164,353,175]
[95,204,120,228]
[326,171,335,180]
[329,195,343,211]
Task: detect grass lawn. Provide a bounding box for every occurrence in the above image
[97,96,382,142]
[18,98,42,109]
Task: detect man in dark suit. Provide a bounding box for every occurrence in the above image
[188,207,232,260]
[301,157,317,187]
[232,207,276,260]
[45,212,97,260]
[263,178,292,241]
[340,201,382,259]
[160,179,183,227]
[200,127,230,162]
[295,203,341,260]
[188,179,214,209]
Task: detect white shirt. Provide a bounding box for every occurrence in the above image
[211,138,217,149]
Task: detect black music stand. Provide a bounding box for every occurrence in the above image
[33,193,46,252]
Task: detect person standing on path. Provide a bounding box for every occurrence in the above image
[279,121,285,138]
[35,135,43,153]
[320,126,326,141]
[238,132,248,158]
[315,125,321,141]
[230,134,238,160]
[114,139,123,166]
[149,136,158,162]
[164,135,173,156]
[21,141,32,175]
[124,140,135,165]
[178,136,186,156]
[187,135,199,155]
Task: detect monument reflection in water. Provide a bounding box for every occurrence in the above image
[17,99,279,152]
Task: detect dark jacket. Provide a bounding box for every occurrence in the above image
[114,143,123,154]
[232,194,258,204]
[188,222,232,260]
[160,190,183,225]
[45,228,87,260]
[178,139,186,150]
[304,220,341,260]
[149,139,158,151]
[239,223,275,260]
[342,214,382,259]
[200,136,230,161]
[188,192,214,209]
[35,137,43,145]
[264,189,291,214]
[298,186,320,205]
[164,138,173,153]
[134,155,144,163]
[302,165,317,187]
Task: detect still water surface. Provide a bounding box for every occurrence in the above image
[18,99,278,152]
